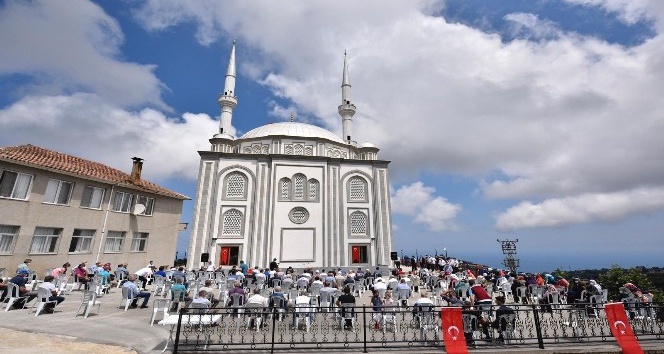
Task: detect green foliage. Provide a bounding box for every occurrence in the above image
[597,264,658,301]
[552,268,568,279]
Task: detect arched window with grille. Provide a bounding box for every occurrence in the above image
[224,172,247,199]
[279,178,291,200]
[348,176,368,202]
[221,209,244,236]
[293,174,306,200]
[308,179,319,201]
[350,211,368,235]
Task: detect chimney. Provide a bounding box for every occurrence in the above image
[130,157,143,182]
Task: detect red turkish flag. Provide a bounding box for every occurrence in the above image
[605,303,644,354]
[440,307,469,354]
[220,247,230,265]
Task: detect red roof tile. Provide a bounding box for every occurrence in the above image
[0,144,189,200]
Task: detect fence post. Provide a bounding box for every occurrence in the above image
[173,307,184,354]
[270,306,277,354]
[362,305,368,353]
[531,304,545,349]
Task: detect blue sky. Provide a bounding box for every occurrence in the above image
[2,0,663,272]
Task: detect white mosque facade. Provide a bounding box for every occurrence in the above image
[187,43,394,269]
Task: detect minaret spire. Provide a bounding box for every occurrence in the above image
[338,51,356,144]
[216,40,238,138]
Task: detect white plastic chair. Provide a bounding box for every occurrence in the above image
[2,283,21,311]
[245,302,265,332]
[120,286,135,311]
[294,303,313,332]
[32,287,59,316]
[150,298,171,325]
[75,290,101,318]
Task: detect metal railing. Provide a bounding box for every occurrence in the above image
[171,302,664,353]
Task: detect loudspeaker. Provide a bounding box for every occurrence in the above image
[390,251,398,261]
[200,253,210,263]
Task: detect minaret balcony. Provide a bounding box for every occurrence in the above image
[337,103,356,116]
[218,94,238,107]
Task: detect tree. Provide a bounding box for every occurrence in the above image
[598,264,656,301]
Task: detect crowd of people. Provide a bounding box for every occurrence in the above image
[0,254,656,343]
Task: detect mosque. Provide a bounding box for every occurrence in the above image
[187,42,394,270]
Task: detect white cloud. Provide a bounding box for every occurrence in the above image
[503,13,561,40]
[0,0,167,109]
[0,93,218,181]
[495,187,664,230]
[3,0,664,231]
[129,0,664,228]
[391,182,461,231]
[563,0,664,28]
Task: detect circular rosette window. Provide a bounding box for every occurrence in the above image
[288,207,309,224]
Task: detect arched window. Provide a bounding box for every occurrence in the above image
[279,178,291,200]
[222,209,243,236]
[308,179,319,201]
[224,172,247,199]
[350,211,368,235]
[348,177,367,202]
[293,174,306,200]
[294,144,304,155]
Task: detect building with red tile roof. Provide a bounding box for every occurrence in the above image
[0,144,189,275]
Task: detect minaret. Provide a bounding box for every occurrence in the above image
[216,40,238,138]
[338,51,356,144]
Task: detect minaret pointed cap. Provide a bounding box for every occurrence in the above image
[226,40,236,79]
[342,50,350,87]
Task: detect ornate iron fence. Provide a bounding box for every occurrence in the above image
[170,302,664,353]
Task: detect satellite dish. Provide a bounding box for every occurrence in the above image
[132,203,146,215]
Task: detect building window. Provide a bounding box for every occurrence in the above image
[136,195,155,216]
[294,144,304,155]
[80,186,104,209]
[351,245,369,264]
[0,170,33,200]
[112,191,133,212]
[69,229,95,253]
[44,179,74,205]
[350,211,368,235]
[279,178,291,200]
[243,147,252,154]
[348,177,368,202]
[131,232,149,252]
[221,209,243,236]
[288,207,309,224]
[284,145,293,155]
[308,179,319,201]
[0,225,19,254]
[104,231,125,253]
[224,172,247,199]
[30,227,61,254]
[293,174,306,200]
[305,146,313,156]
